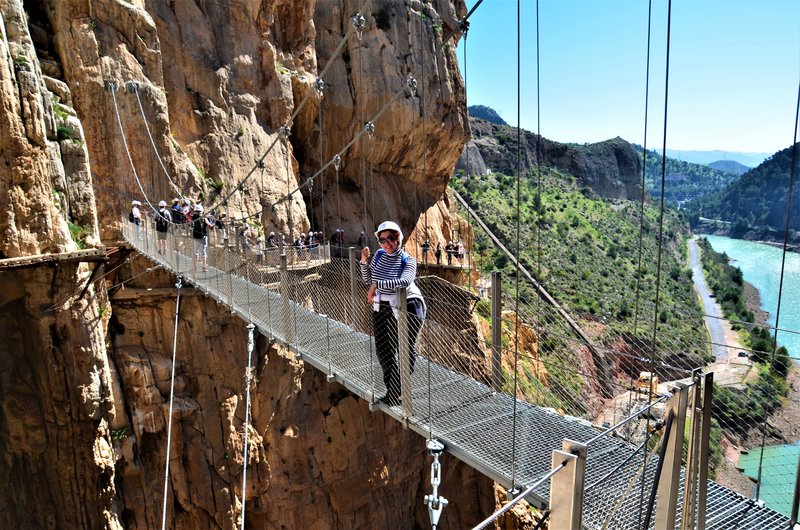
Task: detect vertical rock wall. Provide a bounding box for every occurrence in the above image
[0,0,492,527]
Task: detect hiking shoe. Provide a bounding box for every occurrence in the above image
[377,395,400,407]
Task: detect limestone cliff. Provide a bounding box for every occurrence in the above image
[464,117,643,201]
[0,0,511,528]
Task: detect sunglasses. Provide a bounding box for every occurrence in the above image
[378,235,398,244]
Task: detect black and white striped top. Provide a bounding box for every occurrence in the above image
[360,248,424,303]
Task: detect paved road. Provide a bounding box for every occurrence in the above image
[688,237,730,362]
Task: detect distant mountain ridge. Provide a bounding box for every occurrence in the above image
[665,149,769,167]
[634,146,739,206]
[468,105,507,125]
[458,117,642,200]
[708,160,750,175]
[684,143,800,236]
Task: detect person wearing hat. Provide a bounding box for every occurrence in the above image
[190,204,214,272]
[266,231,277,248]
[360,220,426,407]
[154,200,171,254]
[129,200,142,240]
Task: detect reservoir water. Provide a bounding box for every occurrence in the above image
[703,234,800,517]
[703,235,800,358]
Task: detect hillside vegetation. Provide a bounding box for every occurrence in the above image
[685,143,800,235]
[454,167,708,412]
[636,145,739,206]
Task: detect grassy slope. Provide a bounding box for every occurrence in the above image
[454,167,708,414]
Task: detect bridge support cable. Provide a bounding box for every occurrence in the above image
[632,0,654,336]
[131,82,185,200]
[239,323,256,530]
[160,274,183,530]
[110,83,158,219]
[491,272,503,392]
[640,1,674,525]
[207,0,374,215]
[763,79,800,513]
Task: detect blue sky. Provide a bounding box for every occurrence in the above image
[456,0,800,154]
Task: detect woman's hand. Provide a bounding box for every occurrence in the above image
[367,283,377,304]
[360,246,371,264]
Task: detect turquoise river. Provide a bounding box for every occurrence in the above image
[703,234,800,517]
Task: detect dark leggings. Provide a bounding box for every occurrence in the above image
[373,299,425,401]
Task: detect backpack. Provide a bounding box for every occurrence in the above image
[373,248,409,274]
[156,211,169,232]
[192,217,207,239]
[128,210,135,222]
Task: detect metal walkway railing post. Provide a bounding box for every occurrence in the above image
[397,287,413,419]
[548,439,587,529]
[696,372,714,529]
[656,382,689,529]
[349,247,360,328]
[226,246,234,307]
[682,371,704,529]
[491,271,503,391]
[280,253,292,345]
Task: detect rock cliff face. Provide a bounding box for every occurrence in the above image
[464,117,643,200]
[0,0,506,528]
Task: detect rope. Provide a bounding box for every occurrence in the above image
[161,274,183,530]
[239,323,256,530]
[755,76,800,502]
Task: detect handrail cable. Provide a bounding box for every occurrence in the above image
[756,77,800,503]
[600,416,668,530]
[472,461,567,530]
[585,393,670,446]
[160,274,183,530]
[585,426,658,492]
[641,409,675,530]
[206,0,374,215]
[509,0,522,491]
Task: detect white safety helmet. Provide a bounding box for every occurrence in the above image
[374,220,403,245]
[159,200,167,207]
[194,204,203,212]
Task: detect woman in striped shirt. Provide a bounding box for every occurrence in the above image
[360,221,426,406]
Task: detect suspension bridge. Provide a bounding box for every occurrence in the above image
[120,221,788,529]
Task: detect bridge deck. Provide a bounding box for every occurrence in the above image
[122,223,788,529]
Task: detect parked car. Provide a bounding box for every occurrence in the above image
[738,351,749,358]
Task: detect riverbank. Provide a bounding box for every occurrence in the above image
[715,279,800,498]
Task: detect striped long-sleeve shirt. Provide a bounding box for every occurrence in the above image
[360,249,424,305]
